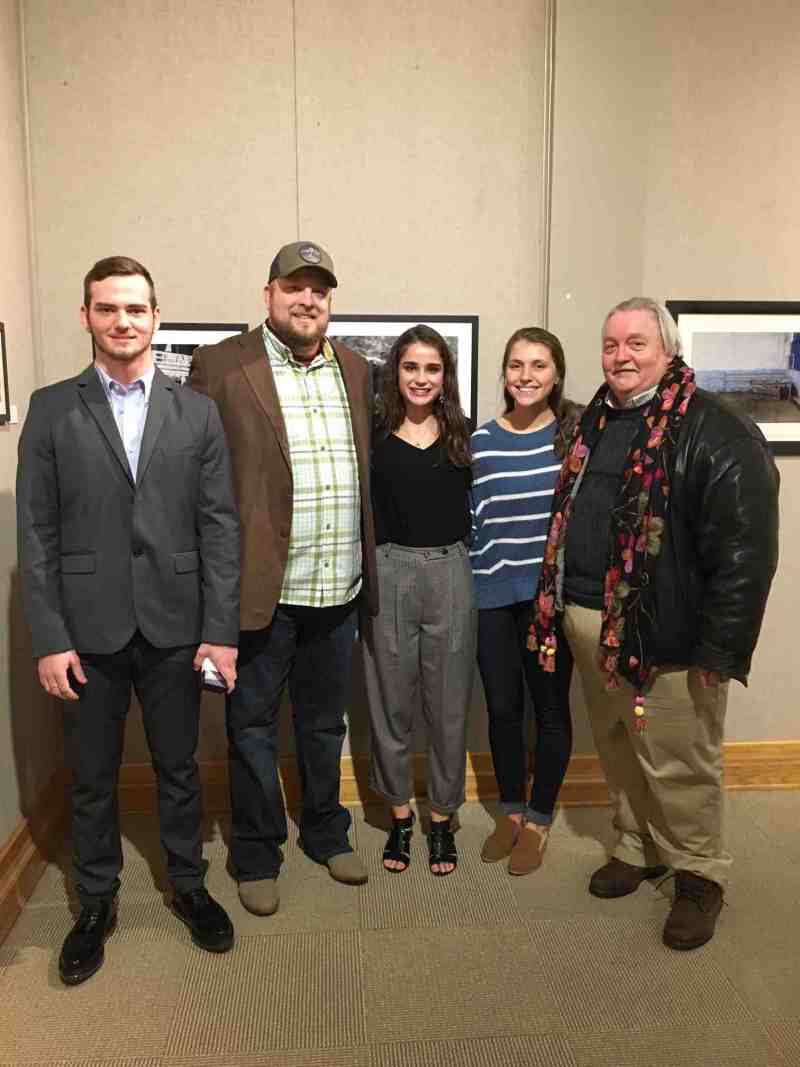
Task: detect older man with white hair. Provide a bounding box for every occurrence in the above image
[531,297,779,949]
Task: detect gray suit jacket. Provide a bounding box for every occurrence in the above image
[17,364,240,658]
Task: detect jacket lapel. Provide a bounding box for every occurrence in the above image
[136,368,172,487]
[77,365,134,486]
[239,328,291,471]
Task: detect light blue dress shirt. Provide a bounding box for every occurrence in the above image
[94,363,155,481]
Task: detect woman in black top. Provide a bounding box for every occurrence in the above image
[362,324,475,875]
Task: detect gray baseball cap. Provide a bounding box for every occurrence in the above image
[268,241,338,288]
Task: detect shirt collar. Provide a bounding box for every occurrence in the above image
[262,321,334,366]
[604,385,658,410]
[95,361,155,402]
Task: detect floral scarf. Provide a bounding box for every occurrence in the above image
[528,357,697,730]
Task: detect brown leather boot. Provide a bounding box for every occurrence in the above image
[663,871,723,950]
[589,857,668,898]
[480,816,520,862]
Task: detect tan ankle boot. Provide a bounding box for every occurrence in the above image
[481,816,520,862]
[508,822,549,875]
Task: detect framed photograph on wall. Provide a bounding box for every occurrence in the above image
[667,300,800,454]
[328,315,479,420]
[0,322,10,425]
[151,322,249,384]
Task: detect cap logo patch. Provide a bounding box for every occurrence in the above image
[299,244,322,264]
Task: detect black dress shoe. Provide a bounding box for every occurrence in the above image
[59,899,117,986]
[589,857,668,898]
[171,888,234,953]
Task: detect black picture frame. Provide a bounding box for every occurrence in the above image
[0,322,10,425]
[151,321,249,384]
[667,300,800,455]
[327,314,479,420]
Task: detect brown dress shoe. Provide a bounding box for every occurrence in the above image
[589,857,668,898]
[663,871,723,950]
[508,822,549,876]
[481,816,520,863]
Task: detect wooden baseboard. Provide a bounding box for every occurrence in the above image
[722,740,800,789]
[0,770,68,944]
[116,740,800,814]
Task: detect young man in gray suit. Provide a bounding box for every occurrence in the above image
[17,256,240,985]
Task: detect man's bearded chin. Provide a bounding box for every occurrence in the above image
[271,316,324,349]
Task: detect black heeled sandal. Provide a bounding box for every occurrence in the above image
[428,817,457,876]
[383,812,415,873]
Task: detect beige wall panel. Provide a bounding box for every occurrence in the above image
[23,0,297,382]
[294,0,547,425]
[548,0,655,410]
[0,0,62,844]
[644,0,800,299]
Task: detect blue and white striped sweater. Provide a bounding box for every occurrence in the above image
[469,418,560,610]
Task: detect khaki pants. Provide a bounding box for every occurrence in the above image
[564,603,731,887]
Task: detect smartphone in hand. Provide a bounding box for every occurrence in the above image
[200,657,227,692]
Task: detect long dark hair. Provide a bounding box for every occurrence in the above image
[501,326,581,458]
[377,324,471,467]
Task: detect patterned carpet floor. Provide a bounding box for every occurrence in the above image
[1,792,799,1066]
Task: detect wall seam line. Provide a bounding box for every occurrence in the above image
[17,0,44,391]
[291,0,300,239]
[539,0,556,328]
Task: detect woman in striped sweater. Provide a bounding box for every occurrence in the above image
[470,327,580,875]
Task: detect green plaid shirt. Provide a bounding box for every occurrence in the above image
[263,324,362,607]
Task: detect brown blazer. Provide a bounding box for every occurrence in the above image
[189,326,378,631]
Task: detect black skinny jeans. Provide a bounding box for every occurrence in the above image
[477,601,573,824]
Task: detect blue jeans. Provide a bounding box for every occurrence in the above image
[226,601,357,880]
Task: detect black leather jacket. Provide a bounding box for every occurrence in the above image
[646,389,779,683]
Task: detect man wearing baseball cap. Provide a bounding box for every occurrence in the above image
[189,242,377,916]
